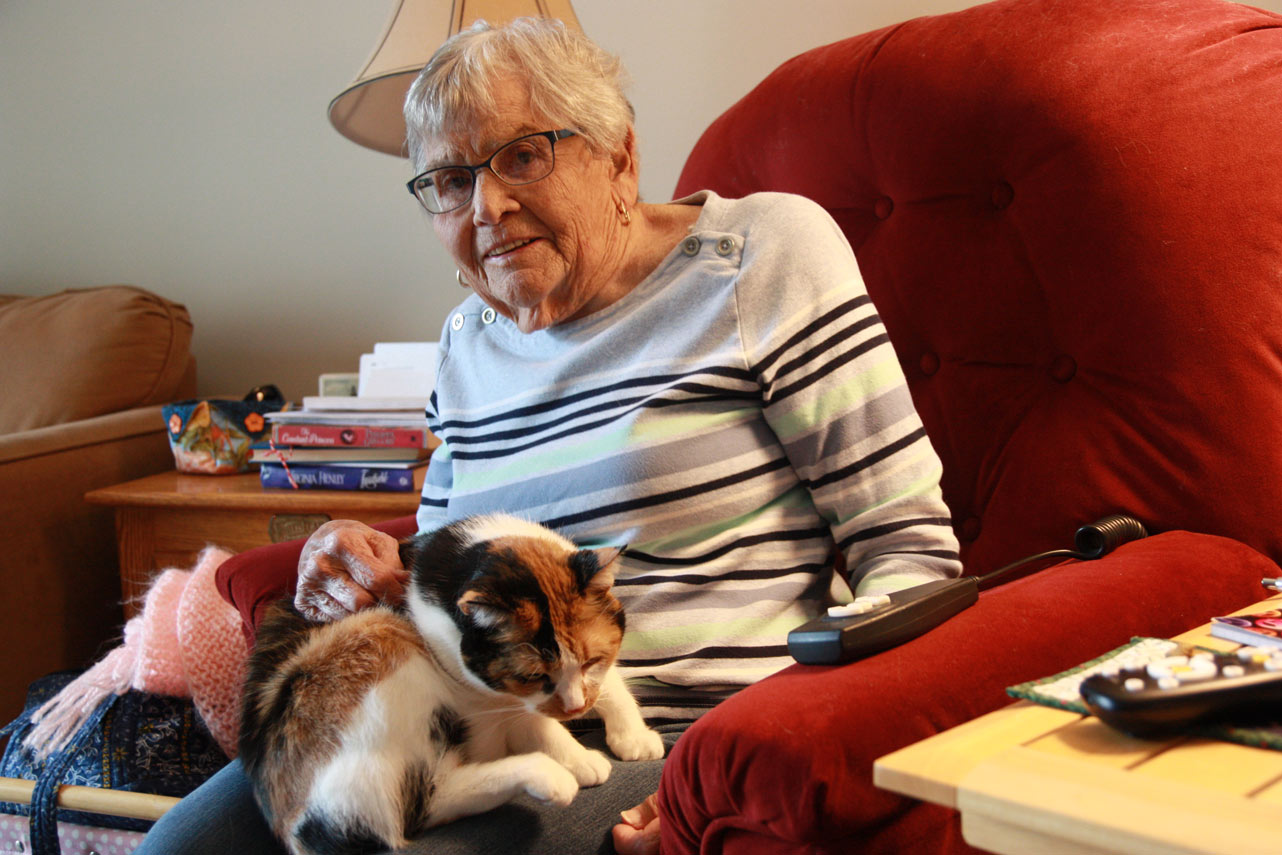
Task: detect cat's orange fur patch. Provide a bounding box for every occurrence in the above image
[254,608,427,833]
[486,536,624,718]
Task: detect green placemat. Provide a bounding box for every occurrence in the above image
[1007,637,1282,751]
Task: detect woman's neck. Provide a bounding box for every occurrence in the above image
[574,200,703,321]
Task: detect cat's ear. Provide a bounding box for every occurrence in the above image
[398,535,423,570]
[456,590,506,628]
[576,545,625,592]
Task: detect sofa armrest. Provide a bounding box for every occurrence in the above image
[0,404,168,465]
[0,406,180,719]
[658,531,1279,855]
[215,515,419,646]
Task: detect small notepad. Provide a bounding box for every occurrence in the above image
[1210,609,1282,650]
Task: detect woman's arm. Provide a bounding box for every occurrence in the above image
[735,194,962,594]
[214,515,417,645]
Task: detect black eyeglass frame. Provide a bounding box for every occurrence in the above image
[406,129,578,215]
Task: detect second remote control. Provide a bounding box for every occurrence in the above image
[1080,647,1282,739]
[787,577,979,664]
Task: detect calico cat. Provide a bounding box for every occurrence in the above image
[239,514,664,855]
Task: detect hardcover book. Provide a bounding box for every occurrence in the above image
[259,462,423,492]
[266,409,427,426]
[270,423,431,448]
[250,444,430,464]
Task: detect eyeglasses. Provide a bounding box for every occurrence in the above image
[406,129,577,215]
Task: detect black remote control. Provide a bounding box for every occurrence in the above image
[787,577,979,664]
[1080,647,1282,739]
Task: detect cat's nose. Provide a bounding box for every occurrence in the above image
[562,703,588,717]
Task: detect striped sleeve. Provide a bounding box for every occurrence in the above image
[734,196,961,594]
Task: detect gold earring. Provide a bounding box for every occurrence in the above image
[456,270,467,287]
[618,201,632,226]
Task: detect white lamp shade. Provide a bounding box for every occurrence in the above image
[328,0,583,157]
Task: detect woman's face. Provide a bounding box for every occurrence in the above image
[423,76,637,333]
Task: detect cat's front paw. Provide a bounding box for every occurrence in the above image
[562,746,612,787]
[522,754,580,806]
[607,726,665,761]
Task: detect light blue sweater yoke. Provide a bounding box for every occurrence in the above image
[417,191,961,717]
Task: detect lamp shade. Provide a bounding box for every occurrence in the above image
[328,0,583,157]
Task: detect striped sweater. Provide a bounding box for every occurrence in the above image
[417,191,961,718]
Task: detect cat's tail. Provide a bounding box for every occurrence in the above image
[292,811,391,855]
[290,759,434,855]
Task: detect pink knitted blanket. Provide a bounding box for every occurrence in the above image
[23,546,247,759]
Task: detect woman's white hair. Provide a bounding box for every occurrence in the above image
[404,17,633,171]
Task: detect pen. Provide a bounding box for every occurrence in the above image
[1264,578,1282,592]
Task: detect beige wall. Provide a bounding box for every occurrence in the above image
[4,0,1276,400]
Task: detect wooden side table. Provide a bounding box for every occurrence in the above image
[86,469,424,617]
[874,594,1282,854]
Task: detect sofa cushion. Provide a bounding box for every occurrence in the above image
[0,286,194,434]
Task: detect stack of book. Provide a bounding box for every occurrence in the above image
[255,397,437,492]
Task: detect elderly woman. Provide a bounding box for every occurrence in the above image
[137,17,960,855]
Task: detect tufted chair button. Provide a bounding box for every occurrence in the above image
[958,517,982,543]
[1050,354,1077,382]
[991,182,1014,209]
[873,196,894,219]
[919,352,940,376]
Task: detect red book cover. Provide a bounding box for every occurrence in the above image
[271,423,430,448]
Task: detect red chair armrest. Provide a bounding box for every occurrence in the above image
[658,531,1278,855]
[215,514,418,645]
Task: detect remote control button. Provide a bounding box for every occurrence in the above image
[1221,664,1246,678]
[1147,656,1186,680]
[1157,676,1179,690]
[1266,657,1282,672]
[1176,657,1218,682]
[1239,647,1273,663]
[1124,677,1146,692]
[826,600,881,618]
[856,594,892,607]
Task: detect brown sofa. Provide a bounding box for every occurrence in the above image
[0,286,196,719]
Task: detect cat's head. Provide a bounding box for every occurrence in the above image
[404,515,626,720]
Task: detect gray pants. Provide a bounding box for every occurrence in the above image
[136,725,685,855]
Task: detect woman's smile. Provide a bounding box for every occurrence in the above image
[483,236,540,262]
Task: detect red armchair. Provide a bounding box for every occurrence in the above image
[660,0,1282,851]
[217,0,1282,851]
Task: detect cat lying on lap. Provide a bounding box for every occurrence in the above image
[239,514,664,855]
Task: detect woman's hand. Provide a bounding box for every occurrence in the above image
[613,793,661,855]
[294,520,409,622]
